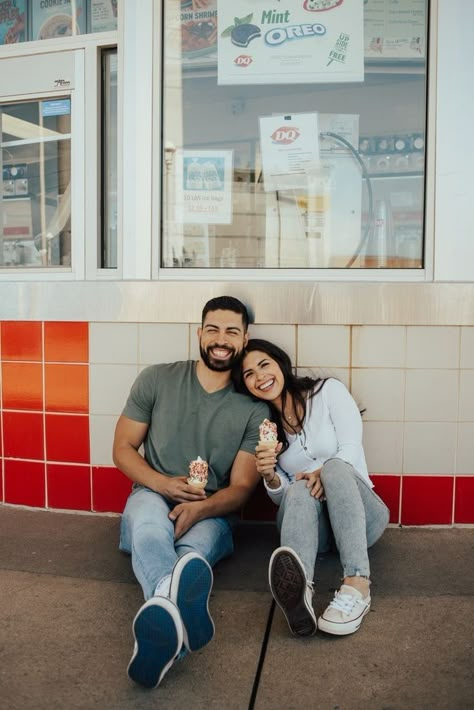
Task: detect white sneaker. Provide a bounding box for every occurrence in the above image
[318,584,371,636]
[269,546,317,637]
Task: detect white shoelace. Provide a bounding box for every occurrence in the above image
[329,590,360,614]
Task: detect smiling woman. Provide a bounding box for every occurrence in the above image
[234,338,389,639]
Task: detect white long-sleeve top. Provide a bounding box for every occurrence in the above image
[264,378,372,506]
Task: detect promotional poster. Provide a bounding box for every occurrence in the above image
[0,0,26,45]
[217,0,363,85]
[31,0,86,40]
[175,149,233,224]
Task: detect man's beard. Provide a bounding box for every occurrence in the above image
[200,344,242,372]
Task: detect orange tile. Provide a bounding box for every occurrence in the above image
[1,322,42,361]
[2,362,43,410]
[44,322,89,363]
[45,364,89,413]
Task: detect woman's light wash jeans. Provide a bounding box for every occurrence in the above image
[277,458,390,580]
[120,486,234,600]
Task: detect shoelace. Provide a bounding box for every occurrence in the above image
[328,591,360,614]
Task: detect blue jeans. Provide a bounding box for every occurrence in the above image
[120,486,235,600]
[277,458,390,580]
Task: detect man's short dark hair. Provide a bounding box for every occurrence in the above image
[201,296,250,331]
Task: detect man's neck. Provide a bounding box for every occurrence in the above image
[195,360,232,393]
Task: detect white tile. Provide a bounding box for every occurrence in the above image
[406,326,460,369]
[139,324,189,365]
[362,422,403,473]
[460,327,474,368]
[459,371,474,421]
[405,370,459,422]
[89,364,138,416]
[90,415,117,466]
[352,326,406,368]
[457,423,474,474]
[297,367,350,389]
[352,369,405,421]
[189,324,201,361]
[248,325,296,363]
[89,323,138,364]
[403,422,457,474]
[297,326,350,368]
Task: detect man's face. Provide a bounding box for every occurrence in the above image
[198,309,248,372]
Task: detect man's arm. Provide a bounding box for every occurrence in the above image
[112,415,206,503]
[169,449,260,538]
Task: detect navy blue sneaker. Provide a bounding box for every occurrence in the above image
[170,553,215,652]
[127,597,183,689]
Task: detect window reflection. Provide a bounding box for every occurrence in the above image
[1,99,71,268]
[162,0,427,270]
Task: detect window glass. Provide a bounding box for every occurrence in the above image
[1,98,71,268]
[162,0,428,269]
[101,48,118,268]
[0,0,117,45]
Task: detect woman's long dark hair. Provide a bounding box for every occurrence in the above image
[233,339,327,454]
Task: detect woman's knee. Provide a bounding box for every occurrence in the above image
[320,458,355,489]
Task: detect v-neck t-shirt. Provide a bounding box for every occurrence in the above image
[122,361,269,494]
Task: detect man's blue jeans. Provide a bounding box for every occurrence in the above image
[119,486,235,600]
[277,458,390,581]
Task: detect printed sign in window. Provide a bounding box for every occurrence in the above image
[217,0,363,85]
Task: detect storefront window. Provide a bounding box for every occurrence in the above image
[162,0,428,269]
[101,47,118,268]
[0,98,71,268]
[0,0,118,44]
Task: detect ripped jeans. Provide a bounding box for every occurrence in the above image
[277,458,390,580]
[119,485,235,600]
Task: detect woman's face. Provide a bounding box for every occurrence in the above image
[241,350,285,404]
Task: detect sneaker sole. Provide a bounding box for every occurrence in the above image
[170,554,215,652]
[269,548,317,637]
[318,602,371,636]
[128,599,182,689]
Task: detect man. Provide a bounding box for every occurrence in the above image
[113,296,269,689]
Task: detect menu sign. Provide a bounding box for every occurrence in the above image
[0,0,26,45]
[259,113,320,192]
[175,149,233,225]
[31,0,86,40]
[89,0,117,33]
[364,0,426,60]
[217,0,363,85]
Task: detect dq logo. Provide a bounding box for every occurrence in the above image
[271,127,300,144]
[234,55,253,67]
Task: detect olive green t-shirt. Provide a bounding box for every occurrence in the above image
[122,361,269,494]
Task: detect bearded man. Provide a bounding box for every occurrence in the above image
[113,296,268,689]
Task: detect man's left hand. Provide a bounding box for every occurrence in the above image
[169,501,205,539]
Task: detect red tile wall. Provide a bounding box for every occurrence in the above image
[0,320,473,524]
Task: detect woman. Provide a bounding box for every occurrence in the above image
[235,339,389,637]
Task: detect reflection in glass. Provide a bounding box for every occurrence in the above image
[101,48,118,268]
[162,0,428,270]
[0,99,71,268]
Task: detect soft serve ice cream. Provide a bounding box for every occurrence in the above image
[187,456,208,489]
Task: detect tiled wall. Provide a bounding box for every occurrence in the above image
[1,320,473,525]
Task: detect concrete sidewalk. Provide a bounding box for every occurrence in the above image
[0,506,472,710]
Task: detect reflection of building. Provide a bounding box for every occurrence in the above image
[0,1,473,527]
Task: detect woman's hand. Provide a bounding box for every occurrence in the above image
[255,442,282,487]
[296,468,324,499]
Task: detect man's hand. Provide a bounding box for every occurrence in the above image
[168,502,205,539]
[160,476,207,504]
[295,468,324,499]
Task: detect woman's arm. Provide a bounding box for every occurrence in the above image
[324,379,365,467]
